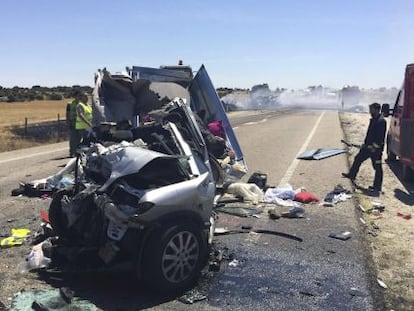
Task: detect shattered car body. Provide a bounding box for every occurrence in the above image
[46,65,246,292]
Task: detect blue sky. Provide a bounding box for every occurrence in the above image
[1,0,413,89]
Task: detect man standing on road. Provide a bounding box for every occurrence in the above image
[66,91,80,157]
[75,93,93,148]
[342,103,386,194]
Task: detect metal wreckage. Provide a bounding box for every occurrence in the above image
[33,65,247,292]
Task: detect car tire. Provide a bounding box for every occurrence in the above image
[142,222,207,293]
[386,135,397,161]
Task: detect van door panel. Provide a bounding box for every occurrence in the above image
[190,65,246,167]
[401,64,414,161]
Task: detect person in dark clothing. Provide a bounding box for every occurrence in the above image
[342,103,386,193]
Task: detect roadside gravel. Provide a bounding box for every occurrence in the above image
[340,112,414,311]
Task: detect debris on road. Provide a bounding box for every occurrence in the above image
[268,209,281,219]
[323,184,352,205]
[178,289,208,304]
[293,191,319,203]
[281,207,306,219]
[397,212,412,220]
[17,239,52,273]
[297,148,347,160]
[263,184,296,202]
[228,259,239,267]
[0,228,31,248]
[225,182,263,205]
[213,227,303,242]
[215,204,263,217]
[349,287,367,297]
[9,289,96,311]
[328,231,352,241]
[377,278,388,289]
[247,171,268,190]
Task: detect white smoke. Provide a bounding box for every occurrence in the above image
[221,87,399,113]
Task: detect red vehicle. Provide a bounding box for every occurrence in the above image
[385,63,414,180]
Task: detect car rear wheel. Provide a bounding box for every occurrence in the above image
[142,223,206,292]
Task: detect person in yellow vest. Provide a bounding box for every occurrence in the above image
[75,93,93,147]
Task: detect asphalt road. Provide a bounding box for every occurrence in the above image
[0,110,382,310]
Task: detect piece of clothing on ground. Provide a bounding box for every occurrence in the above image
[225,182,264,205]
[293,191,319,203]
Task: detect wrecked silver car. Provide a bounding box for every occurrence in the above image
[45,65,246,292]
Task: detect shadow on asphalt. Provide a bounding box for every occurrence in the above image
[36,270,183,310]
[386,159,414,206]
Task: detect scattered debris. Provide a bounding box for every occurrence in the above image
[263,184,296,202]
[329,231,352,241]
[298,290,316,297]
[360,217,366,225]
[397,212,412,220]
[324,184,352,204]
[281,207,306,219]
[247,171,268,190]
[17,239,52,273]
[9,289,97,311]
[178,289,207,304]
[320,202,335,207]
[215,204,263,217]
[228,259,239,267]
[214,227,303,242]
[349,287,367,297]
[0,228,31,248]
[371,201,385,210]
[225,182,264,205]
[293,191,319,203]
[268,209,281,219]
[297,148,347,160]
[377,278,388,289]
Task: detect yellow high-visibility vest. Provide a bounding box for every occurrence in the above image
[75,102,92,130]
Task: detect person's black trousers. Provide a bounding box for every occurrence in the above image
[348,148,383,191]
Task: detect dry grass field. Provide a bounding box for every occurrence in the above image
[0,99,70,152]
[0,99,68,126]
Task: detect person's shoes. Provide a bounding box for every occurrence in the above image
[341,173,355,181]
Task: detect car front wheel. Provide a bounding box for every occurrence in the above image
[142,223,206,292]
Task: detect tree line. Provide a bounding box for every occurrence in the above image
[0,85,93,102]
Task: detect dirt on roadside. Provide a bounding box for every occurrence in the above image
[340,112,414,311]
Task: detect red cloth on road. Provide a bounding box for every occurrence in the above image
[294,191,319,203]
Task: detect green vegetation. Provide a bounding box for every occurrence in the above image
[0,85,93,102]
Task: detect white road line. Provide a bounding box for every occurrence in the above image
[277,111,325,187]
[0,147,67,165]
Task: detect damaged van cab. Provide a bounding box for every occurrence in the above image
[46,65,246,292]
